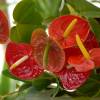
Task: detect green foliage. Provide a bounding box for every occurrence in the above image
[32,72,55,90]
[10,24,44,43]
[76,72,100,97]
[67,0,100,18]
[13,0,43,24]
[60,4,70,15]
[34,0,62,20]
[88,18,100,42]
[0,63,11,95]
[8,88,72,100]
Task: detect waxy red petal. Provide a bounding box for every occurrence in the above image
[31,29,65,72]
[64,31,99,61]
[90,48,100,67]
[55,67,91,90]
[64,47,82,63]
[84,31,99,51]
[0,10,9,43]
[49,15,90,48]
[6,42,43,80]
[68,55,95,72]
[31,28,48,67]
[47,39,65,72]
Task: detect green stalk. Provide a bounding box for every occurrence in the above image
[0,62,11,95]
[43,42,50,68]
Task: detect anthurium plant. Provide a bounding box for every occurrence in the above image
[0,0,100,100]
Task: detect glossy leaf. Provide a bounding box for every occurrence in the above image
[13,0,42,24]
[60,4,70,15]
[34,0,62,20]
[19,83,32,92]
[32,72,55,90]
[10,26,21,42]
[76,71,100,97]
[67,0,100,18]
[88,18,100,42]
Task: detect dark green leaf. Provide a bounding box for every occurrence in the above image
[10,26,21,42]
[13,0,43,24]
[11,88,72,100]
[19,83,32,92]
[76,71,100,97]
[67,0,100,18]
[88,18,100,42]
[34,0,62,20]
[60,4,70,15]
[32,72,55,90]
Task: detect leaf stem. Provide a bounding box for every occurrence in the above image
[0,90,19,100]
[52,78,60,98]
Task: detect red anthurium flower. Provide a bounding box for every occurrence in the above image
[49,15,90,48]
[68,55,95,72]
[55,32,99,90]
[68,34,100,72]
[84,31,99,50]
[0,10,9,43]
[64,31,99,63]
[6,42,43,80]
[90,48,100,67]
[55,67,91,90]
[31,28,65,72]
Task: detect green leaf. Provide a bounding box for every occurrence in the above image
[2,69,30,83]
[60,4,70,15]
[0,63,11,95]
[10,26,21,42]
[10,24,45,43]
[34,0,62,20]
[88,18,100,42]
[32,72,55,90]
[76,71,100,97]
[66,4,78,15]
[13,0,43,24]
[67,0,100,18]
[10,88,72,100]
[19,83,32,92]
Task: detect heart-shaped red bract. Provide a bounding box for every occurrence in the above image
[31,28,48,67]
[0,10,9,43]
[47,39,65,72]
[84,31,99,51]
[90,48,100,67]
[64,31,99,69]
[6,42,43,80]
[31,28,65,72]
[56,67,91,90]
[56,31,99,90]
[68,55,95,72]
[49,15,90,48]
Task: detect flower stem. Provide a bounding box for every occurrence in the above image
[43,42,50,68]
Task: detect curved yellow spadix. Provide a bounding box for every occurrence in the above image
[76,34,90,60]
[63,18,77,38]
[10,55,29,70]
